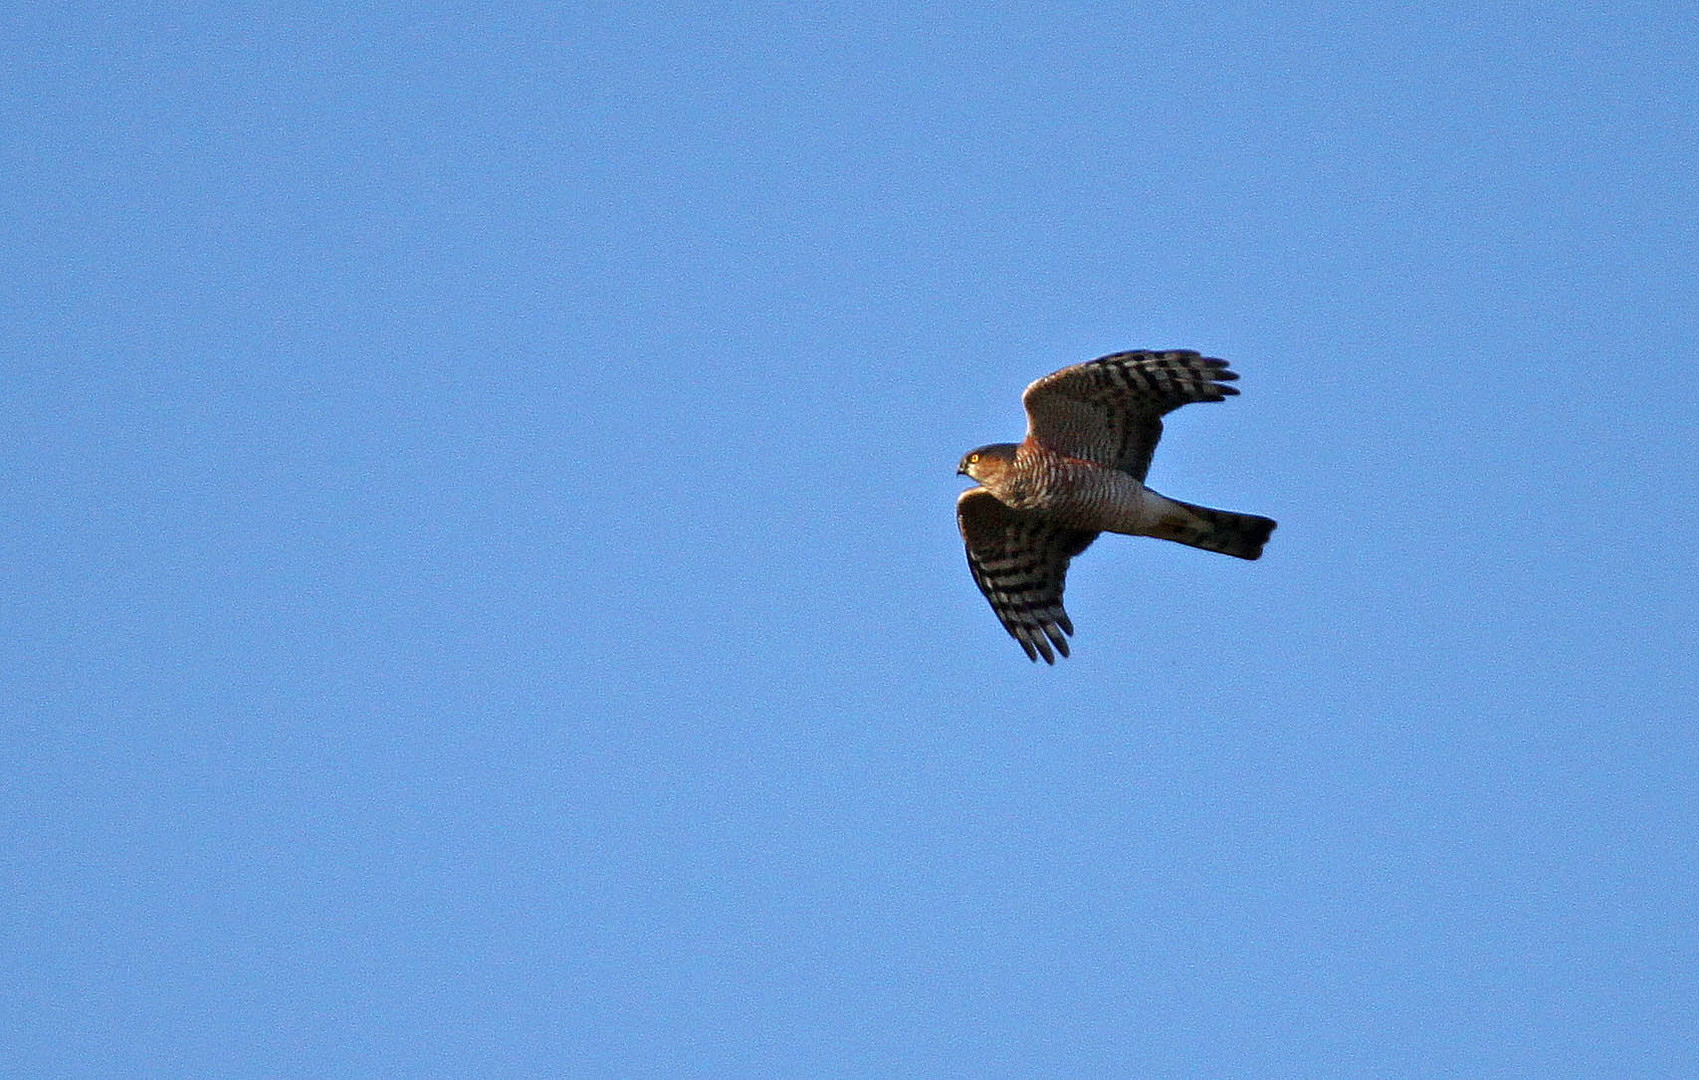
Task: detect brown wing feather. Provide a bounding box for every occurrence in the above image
[1021,350,1240,480]
[957,488,1097,664]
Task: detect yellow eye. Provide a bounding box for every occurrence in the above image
[969,453,979,463]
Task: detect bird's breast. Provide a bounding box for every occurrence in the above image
[1009,451,1148,531]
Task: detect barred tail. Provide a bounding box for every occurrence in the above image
[1146,497,1276,560]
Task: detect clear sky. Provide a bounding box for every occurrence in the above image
[4,3,1697,1075]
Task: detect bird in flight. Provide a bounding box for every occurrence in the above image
[957,350,1275,663]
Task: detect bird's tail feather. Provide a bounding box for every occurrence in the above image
[1146,499,1276,560]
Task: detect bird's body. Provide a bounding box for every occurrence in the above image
[1004,444,1159,531]
[957,350,1275,663]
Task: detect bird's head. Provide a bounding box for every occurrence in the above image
[957,443,1019,485]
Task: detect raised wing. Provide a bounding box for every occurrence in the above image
[1021,350,1240,480]
[957,487,1098,664]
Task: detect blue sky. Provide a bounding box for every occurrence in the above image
[4,2,1697,1074]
